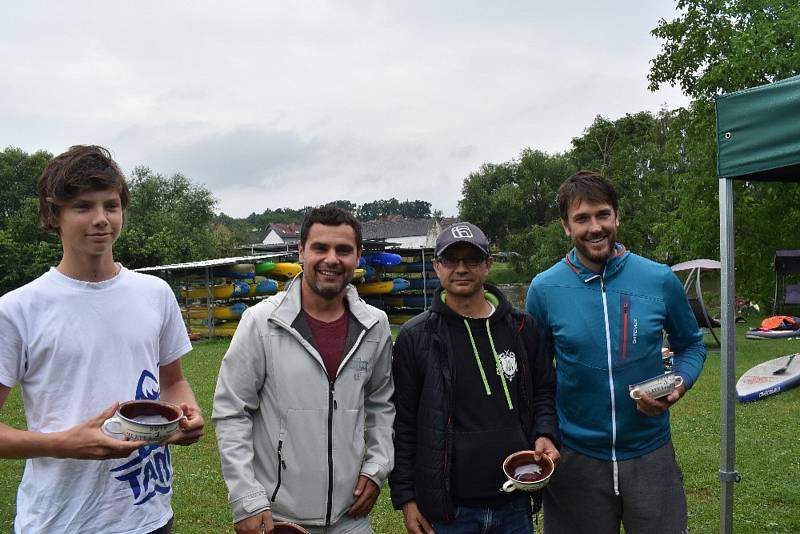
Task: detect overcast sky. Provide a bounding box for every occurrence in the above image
[1,1,688,218]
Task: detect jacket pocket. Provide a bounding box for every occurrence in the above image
[330,408,366,521]
[271,408,328,521]
[270,438,287,502]
[620,294,631,360]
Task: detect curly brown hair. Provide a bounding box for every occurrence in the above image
[37,145,130,233]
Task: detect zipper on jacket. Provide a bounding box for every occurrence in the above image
[442,415,452,521]
[621,301,629,359]
[325,381,335,526]
[271,439,286,502]
[600,275,620,496]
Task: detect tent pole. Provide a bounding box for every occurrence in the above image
[719,177,737,534]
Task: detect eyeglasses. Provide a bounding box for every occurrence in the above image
[436,255,487,268]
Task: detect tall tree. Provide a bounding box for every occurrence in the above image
[324,199,358,213]
[0,148,60,294]
[649,0,800,99]
[571,110,684,264]
[648,0,800,304]
[0,147,51,226]
[459,149,573,248]
[114,167,233,269]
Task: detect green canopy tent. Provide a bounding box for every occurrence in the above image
[715,74,800,534]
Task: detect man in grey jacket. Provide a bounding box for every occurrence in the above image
[213,206,395,534]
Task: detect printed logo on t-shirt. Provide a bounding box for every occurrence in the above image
[110,369,173,506]
[496,350,518,381]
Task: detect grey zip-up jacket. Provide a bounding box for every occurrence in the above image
[212,277,395,526]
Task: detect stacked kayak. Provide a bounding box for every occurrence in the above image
[181,260,302,338]
[356,250,438,325]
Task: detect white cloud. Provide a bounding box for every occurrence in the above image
[0,0,688,217]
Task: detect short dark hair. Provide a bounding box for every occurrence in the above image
[37,145,130,232]
[300,206,362,250]
[557,170,619,221]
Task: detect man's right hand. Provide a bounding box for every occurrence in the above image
[235,510,273,534]
[402,501,434,534]
[54,403,149,459]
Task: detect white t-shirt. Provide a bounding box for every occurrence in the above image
[0,266,192,534]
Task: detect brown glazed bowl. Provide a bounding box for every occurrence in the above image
[273,522,310,534]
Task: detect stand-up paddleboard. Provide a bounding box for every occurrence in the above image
[363,252,402,267]
[180,281,250,300]
[356,278,410,296]
[745,329,800,340]
[270,262,302,278]
[736,353,800,402]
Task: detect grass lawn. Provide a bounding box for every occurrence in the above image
[487,262,531,285]
[2,322,799,532]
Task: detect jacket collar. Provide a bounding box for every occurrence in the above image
[563,243,628,282]
[271,274,378,330]
[429,282,513,320]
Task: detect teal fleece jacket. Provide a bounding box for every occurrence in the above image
[526,245,706,461]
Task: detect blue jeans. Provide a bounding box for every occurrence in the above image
[432,496,533,534]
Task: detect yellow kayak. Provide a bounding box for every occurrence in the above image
[182,302,247,320]
[190,321,240,337]
[270,262,302,278]
[356,278,410,296]
[180,281,250,300]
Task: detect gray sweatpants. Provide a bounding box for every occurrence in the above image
[543,442,688,534]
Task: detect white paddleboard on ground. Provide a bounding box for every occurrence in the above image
[736,353,800,402]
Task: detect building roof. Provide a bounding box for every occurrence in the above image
[268,223,301,238]
[361,217,439,240]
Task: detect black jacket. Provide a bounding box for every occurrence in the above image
[388,284,559,522]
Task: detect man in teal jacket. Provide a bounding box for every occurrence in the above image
[526,171,705,533]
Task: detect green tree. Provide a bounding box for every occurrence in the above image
[571,110,687,264]
[0,147,51,227]
[324,200,358,213]
[459,149,573,247]
[0,148,60,294]
[398,200,432,219]
[648,0,800,305]
[114,167,233,269]
[649,0,800,99]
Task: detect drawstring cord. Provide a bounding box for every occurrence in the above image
[463,318,514,410]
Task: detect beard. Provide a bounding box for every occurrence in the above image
[305,271,354,300]
[574,230,616,269]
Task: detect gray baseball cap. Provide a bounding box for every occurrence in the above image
[435,222,490,257]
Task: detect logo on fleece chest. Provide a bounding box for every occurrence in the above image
[496,349,518,381]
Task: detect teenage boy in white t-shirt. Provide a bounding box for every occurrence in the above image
[0,145,205,534]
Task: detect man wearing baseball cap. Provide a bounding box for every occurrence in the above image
[389,222,560,533]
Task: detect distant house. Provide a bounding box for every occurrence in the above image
[361,217,457,248]
[261,223,301,245]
